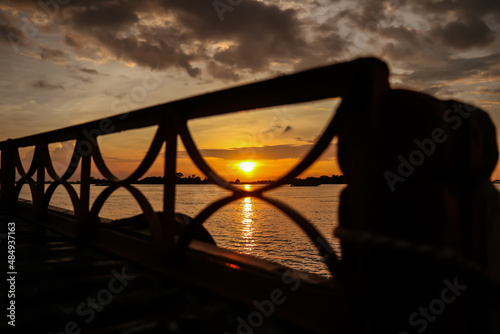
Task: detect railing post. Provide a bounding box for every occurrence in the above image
[77,151,91,237]
[34,144,45,218]
[162,117,177,250]
[0,140,16,214]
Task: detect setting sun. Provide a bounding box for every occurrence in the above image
[238,161,256,173]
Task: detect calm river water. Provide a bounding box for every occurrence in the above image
[19,184,500,277]
[19,184,345,277]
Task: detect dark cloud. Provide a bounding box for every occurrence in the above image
[104,91,126,99]
[283,126,293,133]
[179,143,335,161]
[206,61,240,82]
[343,0,498,67]
[2,0,316,79]
[62,2,201,73]
[62,32,108,62]
[411,0,498,51]
[380,26,421,45]
[430,18,495,50]
[422,86,463,97]
[345,0,398,29]
[0,10,25,46]
[184,0,307,72]
[63,34,78,48]
[69,2,139,30]
[379,27,439,66]
[95,30,201,77]
[422,86,443,95]
[354,0,500,96]
[413,0,500,19]
[33,79,65,90]
[39,46,66,63]
[475,86,500,96]
[295,136,319,144]
[294,27,346,70]
[72,75,93,84]
[64,65,97,83]
[1,0,499,91]
[79,67,99,75]
[402,52,500,83]
[193,144,311,160]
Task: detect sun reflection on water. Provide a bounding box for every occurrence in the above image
[240,196,255,253]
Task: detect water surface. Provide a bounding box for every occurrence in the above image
[20,183,345,276]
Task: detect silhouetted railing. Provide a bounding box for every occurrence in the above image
[0,58,386,278]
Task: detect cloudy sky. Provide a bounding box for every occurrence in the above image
[1,0,499,181]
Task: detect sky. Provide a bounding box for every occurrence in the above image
[1,0,500,182]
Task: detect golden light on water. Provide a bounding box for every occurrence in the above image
[238,161,256,173]
[241,196,255,253]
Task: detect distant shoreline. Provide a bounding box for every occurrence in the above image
[43,175,347,186]
[40,177,500,186]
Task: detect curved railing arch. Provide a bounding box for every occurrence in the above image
[91,125,165,184]
[41,142,81,216]
[13,146,38,204]
[88,183,163,247]
[42,181,80,217]
[172,193,341,276]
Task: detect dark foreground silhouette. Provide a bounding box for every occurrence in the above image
[335,58,499,334]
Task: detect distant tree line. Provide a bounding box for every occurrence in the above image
[139,173,211,184]
[298,175,346,184]
[74,174,346,185]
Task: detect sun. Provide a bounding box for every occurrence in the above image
[238,161,256,173]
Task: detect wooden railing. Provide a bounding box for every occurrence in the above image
[0,57,387,279]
